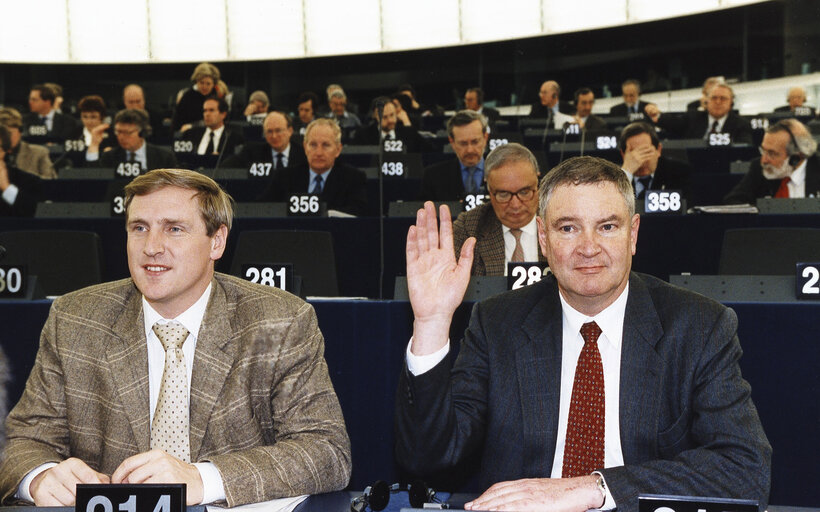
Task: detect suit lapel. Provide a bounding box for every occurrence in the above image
[107,283,152,453]
[515,278,563,475]
[189,277,235,460]
[619,274,664,464]
[477,209,506,275]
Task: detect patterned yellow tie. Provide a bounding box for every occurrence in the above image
[510,228,525,262]
[151,321,191,462]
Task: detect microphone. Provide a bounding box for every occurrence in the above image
[541,108,553,148]
[579,122,587,157]
[213,127,229,172]
[0,244,6,261]
[376,100,386,300]
[558,122,571,164]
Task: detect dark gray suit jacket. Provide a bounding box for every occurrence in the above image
[395,272,771,510]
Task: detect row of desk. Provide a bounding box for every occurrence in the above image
[0,299,816,506]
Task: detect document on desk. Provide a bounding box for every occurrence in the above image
[207,495,307,512]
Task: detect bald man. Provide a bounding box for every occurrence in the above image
[774,86,815,115]
[528,80,574,128]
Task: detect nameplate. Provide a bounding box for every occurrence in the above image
[116,162,142,178]
[507,262,550,290]
[111,195,126,217]
[644,190,685,215]
[28,125,48,136]
[707,132,731,146]
[383,139,405,153]
[463,194,487,211]
[797,262,820,300]
[75,483,185,512]
[794,106,813,117]
[65,139,86,152]
[488,137,509,151]
[242,263,293,292]
[638,494,757,512]
[381,160,405,178]
[173,140,194,153]
[628,112,645,121]
[750,118,769,130]
[0,265,27,298]
[596,135,617,150]
[248,162,273,178]
[564,123,580,135]
[288,195,323,216]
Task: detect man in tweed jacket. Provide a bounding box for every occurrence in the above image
[0,169,351,507]
[453,143,548,275]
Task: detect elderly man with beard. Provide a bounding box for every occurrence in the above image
[724,119,820,203]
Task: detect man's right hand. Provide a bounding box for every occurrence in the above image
[30,458,110,506]
[406,201,475,356]
[622,144,656,175]
[644,103,660,123]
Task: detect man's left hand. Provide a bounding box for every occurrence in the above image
[110,450,204,505]
[464,476,603,512]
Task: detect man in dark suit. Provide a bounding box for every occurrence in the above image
[421,110,488,201]
[86,109,177,174]
[179,97,243,166]
[464,88,500,128]
[0,107,56,179]
[350,96,431,153]
[573,88,607,133]
[0,169,351,507]
[608,79,649,118]
[618,122,692,202]
[724,118,820,204]
[529,80,575,122]
[21,84,80,142]
[260,118,366,216]
[646,83,753,144]
[0,125,42,217]
[396,156,771,511]
[773,86,816,115]
[452,143,546,276]
[224,111,306,171]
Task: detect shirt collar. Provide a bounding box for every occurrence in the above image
[273,144,291,158]
[459,157,485,173]
[309,167,333,180]
[502,215,537,236]
[790,158,807,186]
[206,125,225,138]
[559,283,629,351]
[142,282,212,342]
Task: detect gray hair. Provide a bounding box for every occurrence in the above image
[539,156,635,219]
[768,119,817,157]
[485,143,539,179]
[446,109,488,139]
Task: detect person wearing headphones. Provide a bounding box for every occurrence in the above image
[528,80,574,128]
[724,118,820,203]
[86,109,177,173]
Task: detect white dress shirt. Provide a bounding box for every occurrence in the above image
[197,125,225,155]
[786,158,807,198]
[272,144,291,168]
[18,284,226,504]
[705,114,728,137]
[86,141,147,170]
[501,216,539,275]
[405,285,630,510]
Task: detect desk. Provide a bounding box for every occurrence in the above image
[0,300,815,506]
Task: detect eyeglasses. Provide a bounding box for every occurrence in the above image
[490,187,536,203]
[758,146,784,159]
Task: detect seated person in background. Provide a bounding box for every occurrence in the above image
[421,110,488,201]
[391,93,419,128]
[619,122,692,202]
[325,88,361,132]
[74,95,115,157]
[452,143,546,276]
[180,97,243,160]
[774,86,815,115]
[686,76,725,111]
[528,80,575,127]
[573,88,607,133]
[0,168,351,506]
[172,62,221,132]
[223,111,306,171]
[645,82,752,144]
[609,79,649,118]
[0,125,43,216]
[87,109,177,172]
[351,96,430,152]
[724,118,820,203]
[21,84,79,141]
[259,118,367,216]
[122,84,165,141]
[0,108,56,179]
[464,87,500,128]
[243,90,270,123]
[396,156,771,512]
[43,83,65,114]
[295,91,319,137]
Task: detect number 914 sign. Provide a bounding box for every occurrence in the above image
[75,484,185,512]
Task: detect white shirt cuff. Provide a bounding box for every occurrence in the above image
[592,471,616,510]
[85,150,99,161]
[2,184,19,205]
[405,338,450,376]
[16,463,58,502]
[194,462,226,504]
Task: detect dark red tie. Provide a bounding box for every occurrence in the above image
[774,177,790,198]
[562,321,605,478]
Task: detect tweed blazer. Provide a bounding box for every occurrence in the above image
[395,272,772,510]
[452,202,547,276]
[0,273,351,506]
[14,142,56,179]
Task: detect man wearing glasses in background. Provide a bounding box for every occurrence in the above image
[452,143,547,275]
